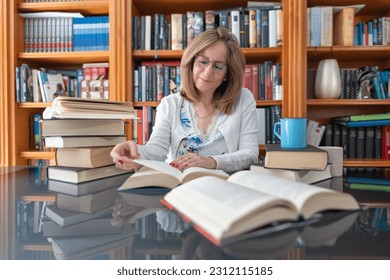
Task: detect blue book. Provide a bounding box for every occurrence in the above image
[310,7,321,46]
[346,176,390,186]
[336,119,390,128]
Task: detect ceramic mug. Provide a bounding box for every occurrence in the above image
[273,118,307,149]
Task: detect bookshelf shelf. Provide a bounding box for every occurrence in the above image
[18,0,109,14]
[18,51,110,65]
[343,159,390,168]
[307,46,390,62]
[19,151,55,161]
[307,99,390,106]
[132,48,282,62]
[20,194,56,203]
[18,102,51,109]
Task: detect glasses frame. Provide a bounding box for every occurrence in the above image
[194,54,228,74]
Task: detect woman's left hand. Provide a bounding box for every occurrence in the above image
[170,152,217,170]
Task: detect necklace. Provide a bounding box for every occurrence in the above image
[195,108,216,119]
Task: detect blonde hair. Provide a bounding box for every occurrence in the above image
[180,27,246,115]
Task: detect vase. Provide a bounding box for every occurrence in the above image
[314,59,341,99]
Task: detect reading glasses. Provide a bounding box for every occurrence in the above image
[194,54,228,74]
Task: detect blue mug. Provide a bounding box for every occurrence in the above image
[273,118,307,149]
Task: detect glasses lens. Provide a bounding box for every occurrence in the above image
[195,55,227,73]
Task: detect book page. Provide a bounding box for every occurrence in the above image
[228,170,355,219]
[163,176,297,242]
[181,167,229,183]
[133,159,183,180]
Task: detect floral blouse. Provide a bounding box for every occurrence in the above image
[177,99,228,158]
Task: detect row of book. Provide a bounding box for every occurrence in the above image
[16,62,110,103]
[133,61,181,102]
[132,4,283,51]
[307,66,390,100]
[22,15,109,53]
[243,62,282,101]
[307,5,390,47]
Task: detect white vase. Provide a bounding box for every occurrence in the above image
[315,59,341,99]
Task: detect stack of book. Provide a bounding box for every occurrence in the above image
[251,144,332,184]
[40,97,136,247]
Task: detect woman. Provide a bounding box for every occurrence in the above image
[111,27,259,172]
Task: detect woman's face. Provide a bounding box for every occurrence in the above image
[192,41,228,97]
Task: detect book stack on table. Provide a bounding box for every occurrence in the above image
[40,97,137,258]
[250,144,332,184]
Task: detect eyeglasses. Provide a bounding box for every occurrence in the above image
[194,54,228,74]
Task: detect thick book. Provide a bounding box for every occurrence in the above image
[56,187,118,214]
[332,7,355,46]
[55,146,114,168]
[161,170,359,246]
[42,216,123,237]
[45,204,114,227]
[250,163,332,184]
[41,118,126,137]
[117,159,229,191]
[44,135,126,148]
[42,96,136,120]
[47,165,132,184]
[264,144,329,171]
[48,172,132,196]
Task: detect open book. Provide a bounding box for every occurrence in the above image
[161,170,360,246]
[117,159,229,191]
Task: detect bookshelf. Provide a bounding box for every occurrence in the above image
[0,0,127,166]
[1,0,390,168]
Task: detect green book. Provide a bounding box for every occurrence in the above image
[348,183,390,192]
[334,113,390,122]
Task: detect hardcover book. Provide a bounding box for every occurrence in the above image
[42,216,123,237]
[44,135,126,148]
[250,163,332,184]
[161,170,359,246]
[55,146,114,168]
[45,204,114,227]
[264,144,329,171]
[56,187,118,214]
[48,165,133,184]
[117,159,229,191]
[41,119,126,137]
[42,96,136,120]
[48,172,132,196]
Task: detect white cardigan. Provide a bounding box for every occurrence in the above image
[138,88,259,172]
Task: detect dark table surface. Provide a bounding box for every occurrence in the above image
[1,166,389,260]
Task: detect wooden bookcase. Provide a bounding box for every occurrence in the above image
[1,0,390,168]
[0,0,127,166]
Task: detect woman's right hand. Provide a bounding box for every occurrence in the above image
[110,141,142,170]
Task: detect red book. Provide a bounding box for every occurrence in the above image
[242,64,253,92]
[382,125,390,159]
[137,109,143,145]
[251,64,259,100]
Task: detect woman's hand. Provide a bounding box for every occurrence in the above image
[170,152,217,170]
[110,141,142,170]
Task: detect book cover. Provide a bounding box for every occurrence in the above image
[264,144,329,171]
